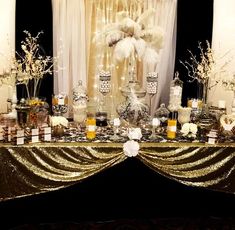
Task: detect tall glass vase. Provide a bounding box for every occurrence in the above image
[201,79,209,118]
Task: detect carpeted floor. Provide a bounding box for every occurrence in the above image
[8,217,235,230]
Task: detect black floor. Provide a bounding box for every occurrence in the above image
[7,217,235,230]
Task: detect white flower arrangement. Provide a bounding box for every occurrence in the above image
[50,116,68,128]
[10,30,57,98]
[180,122,198,138]
[94,8,164,65]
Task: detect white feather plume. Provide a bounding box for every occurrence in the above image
[92,22,119,45]
[113,37,135,61]
[105,30,125,46]
[140,26,164,51]
[118,18,141,37]
[136,8,156,28]
[133,39,146,59]
[143,47,159,65]
[149,26,164,51]
[94,8,164,63]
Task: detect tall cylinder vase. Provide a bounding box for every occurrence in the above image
[201,79,209,118]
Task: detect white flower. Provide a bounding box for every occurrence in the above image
[181,123,198,138]
[189,123,198,135]
[127,127,142,140]
[181,123,190,136]
[123,140,140,157]
[50,116,68,127]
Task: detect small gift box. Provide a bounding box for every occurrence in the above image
[3,127,25,145]
[40,126,52,142]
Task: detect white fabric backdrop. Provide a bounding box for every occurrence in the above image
[143,0,177,114]
[52,0,87,114]
[52,0,177,115]
[0,0,16,113]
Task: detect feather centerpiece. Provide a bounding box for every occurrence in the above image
[93,8,164,65]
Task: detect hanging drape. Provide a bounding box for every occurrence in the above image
[143,0,177,113]
[52,0,87,116]
[53,0,177,116]
[0,0,16,113]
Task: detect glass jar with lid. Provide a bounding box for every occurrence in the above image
[154,103,170,128]
[116,78,149,126]
[168,71,183,112]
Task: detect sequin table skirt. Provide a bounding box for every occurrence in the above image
[0,142,235,201]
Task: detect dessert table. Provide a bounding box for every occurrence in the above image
[1,141,235,202]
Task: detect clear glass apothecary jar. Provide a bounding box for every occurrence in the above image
[117,79,149,126]
[168,72,183,112]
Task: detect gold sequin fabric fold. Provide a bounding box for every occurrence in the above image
[1,142,235,201]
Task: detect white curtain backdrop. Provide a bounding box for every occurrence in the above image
[208,0,235,114]
[143,0,177,113]
[52,0,87,113]
[52,0,177,114]
[0,0,16,113]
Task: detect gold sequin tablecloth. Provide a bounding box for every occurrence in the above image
[1,142,235,201]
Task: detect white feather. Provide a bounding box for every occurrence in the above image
[133,39,146,59]
[136,8,156,28]
[133,23,142,38]
[118,18,142,38]
[105,30,125,46]
[92,23,119,44]
[143,47,159,65]
[113,37,135,61]
[150,27,164,51]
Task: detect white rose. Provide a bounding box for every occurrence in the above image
[128,127,142,140]
[181,123,198,138]
[50,116,68,127]
[123,140,140,157]
[181,123,190,136]
[189,123,198,135]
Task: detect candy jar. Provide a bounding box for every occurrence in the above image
[168,71,183,112]
[154,103,170,128]
[72,80,88,125]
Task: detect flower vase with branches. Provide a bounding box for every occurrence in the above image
[12,30,56,100]
[180,40,229,105]
[6,30,58,128]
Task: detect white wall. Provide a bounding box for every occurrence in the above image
[208,0,235,113]
[0,0,16,113]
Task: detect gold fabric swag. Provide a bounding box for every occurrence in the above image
[1,142,235,201]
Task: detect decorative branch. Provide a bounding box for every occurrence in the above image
[180,41,230,89]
